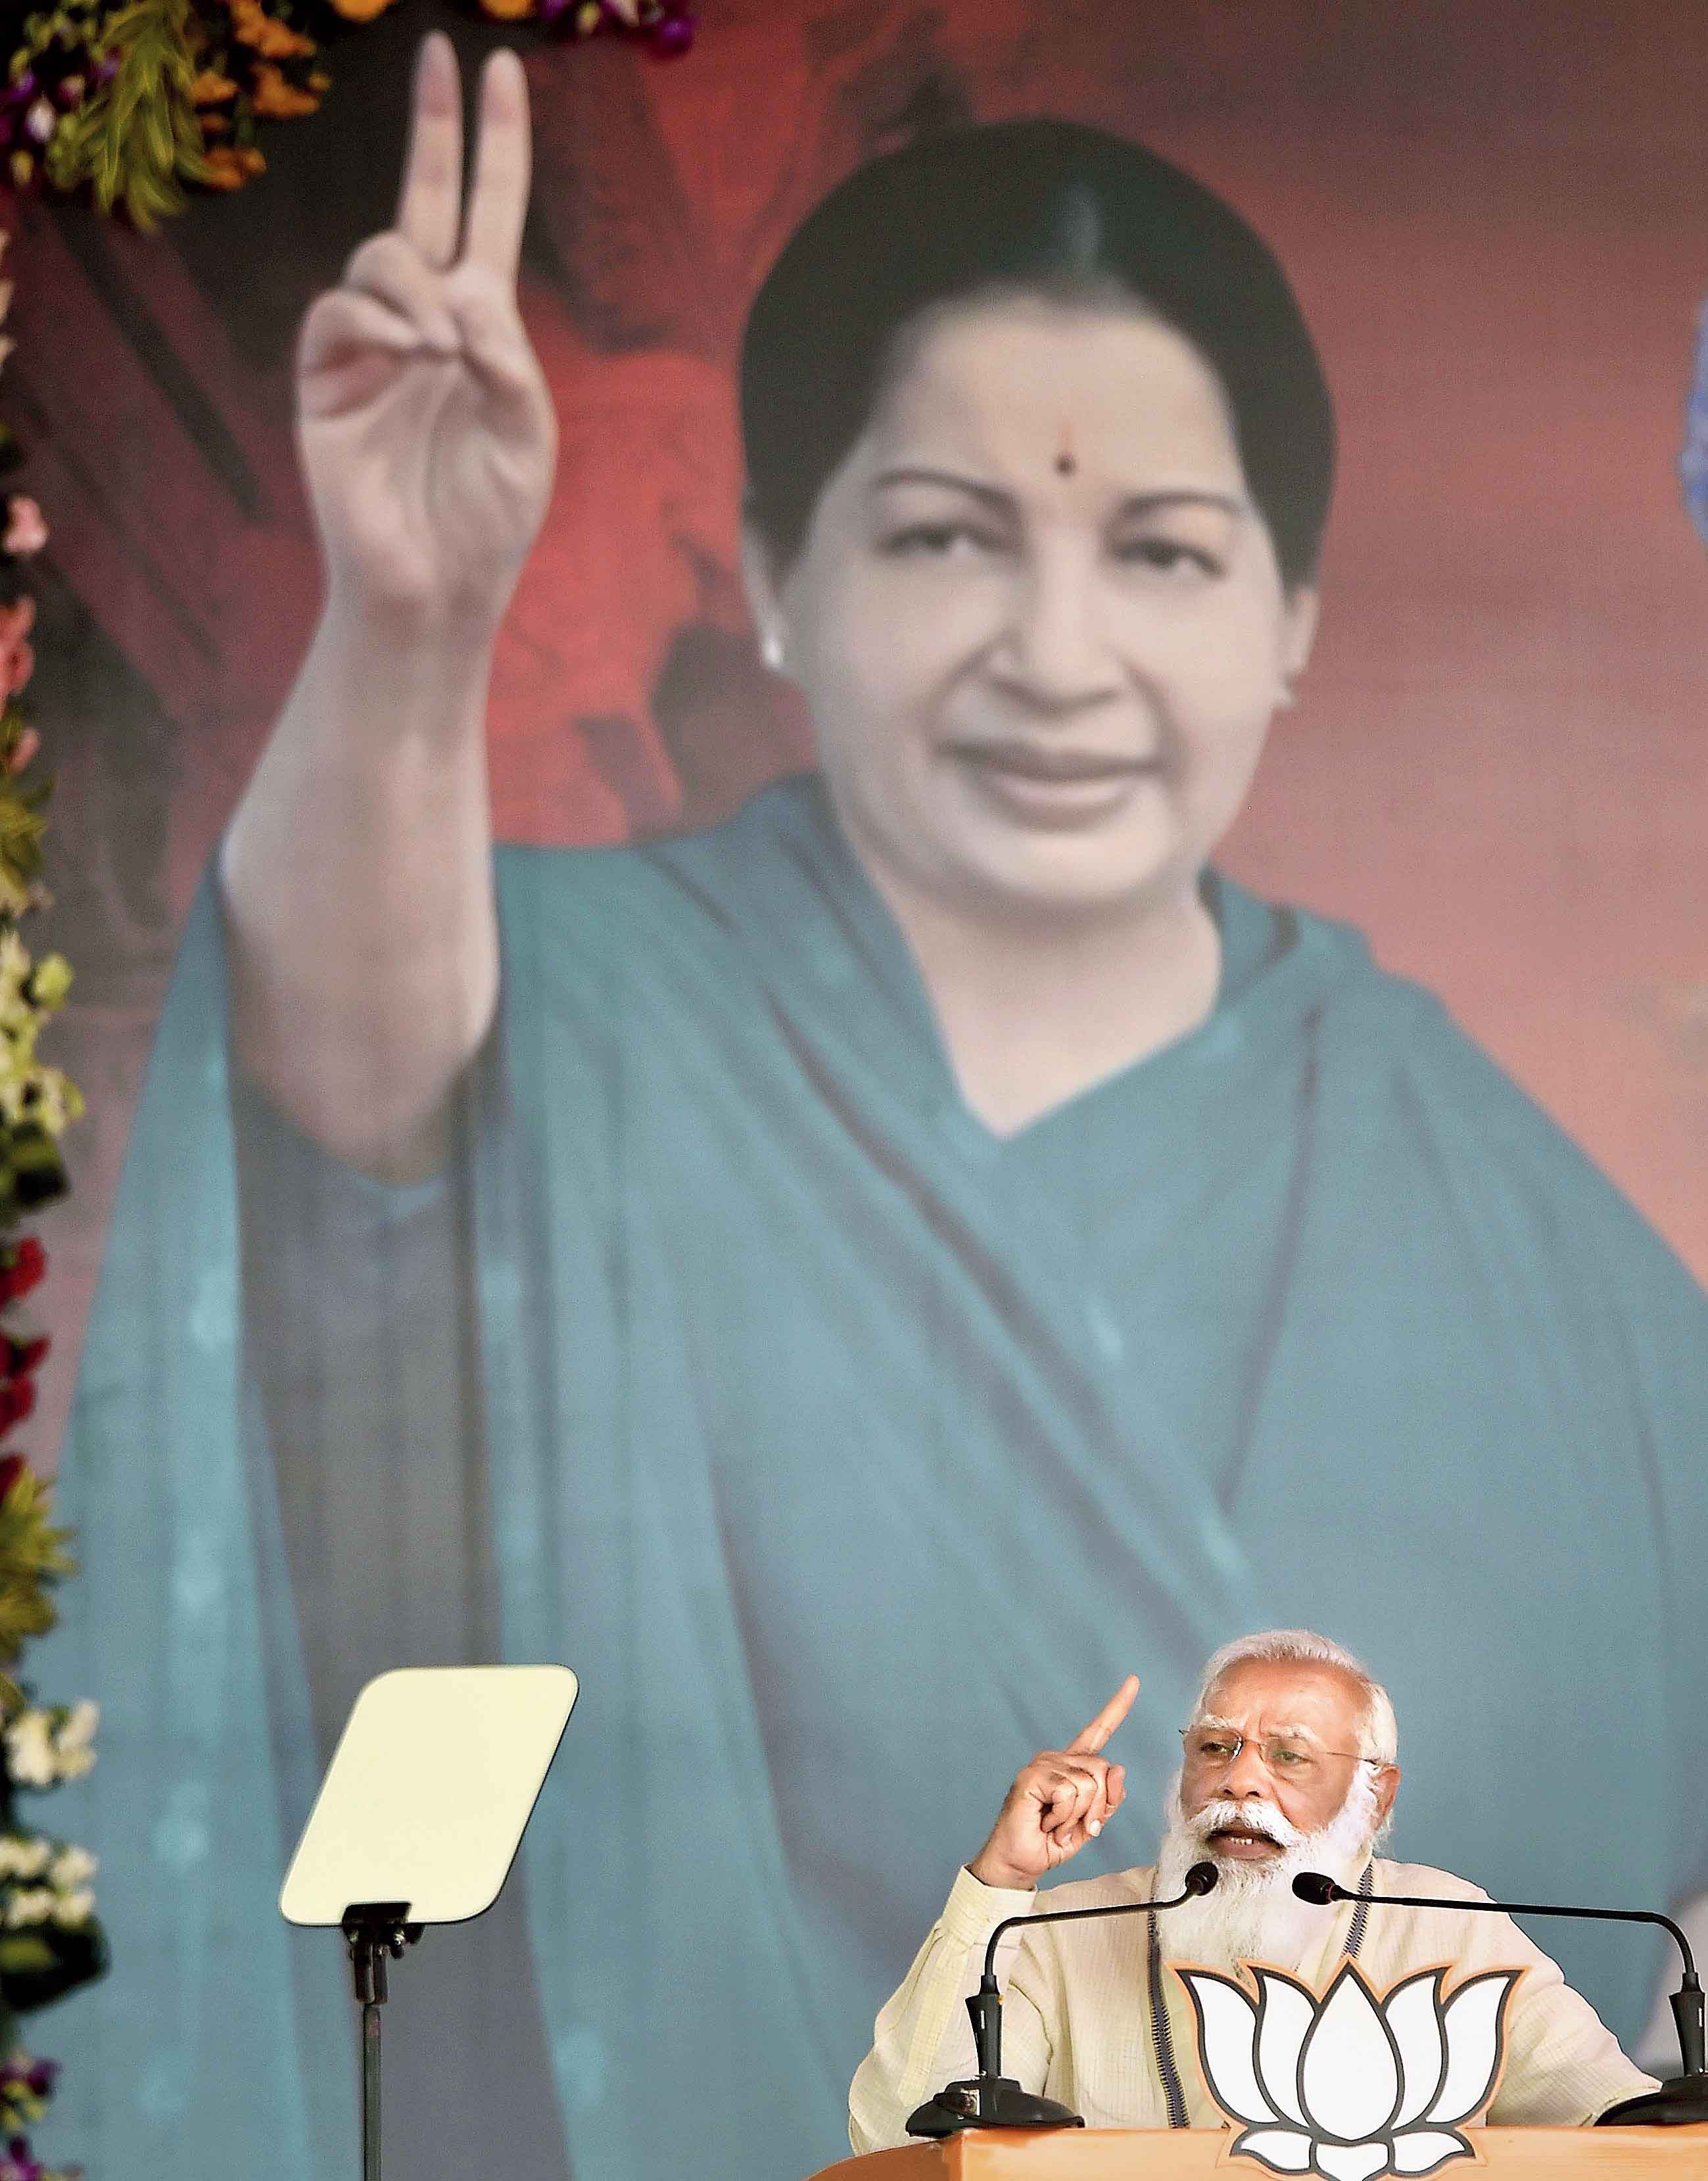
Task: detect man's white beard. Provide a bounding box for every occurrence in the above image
[1152,1770,1381,1975]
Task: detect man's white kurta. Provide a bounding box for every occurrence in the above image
[849,1860,1658,2147]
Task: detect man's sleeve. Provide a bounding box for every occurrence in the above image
[1472,1906,1659,2125]
[849,1867,1052,2153]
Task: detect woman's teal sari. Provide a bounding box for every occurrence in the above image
[32,776,1708,2181]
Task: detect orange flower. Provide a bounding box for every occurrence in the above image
[201,144,267,190]
[230,0,316,57]
[250,64,319,118]
[0,599,34,699]
[191,69,239,105]
[479,0,537,15]
[326,0,398,20]
[199,113,231,138]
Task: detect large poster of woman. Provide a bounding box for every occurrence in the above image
[14,6,1708,2180]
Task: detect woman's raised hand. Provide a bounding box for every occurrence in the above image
[297,34,557,633]
[966,1675,1139,1891]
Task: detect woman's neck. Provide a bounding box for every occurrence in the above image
[865,864,1223,1137]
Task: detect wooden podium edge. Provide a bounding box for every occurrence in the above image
[809,2124,1708,2181]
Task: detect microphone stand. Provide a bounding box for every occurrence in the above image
[1293,1872,1708,2126]
[906,1863,1218,2136]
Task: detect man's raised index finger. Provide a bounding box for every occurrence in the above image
[1068,1673,1140,1754]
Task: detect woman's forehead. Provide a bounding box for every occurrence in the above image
[857,294,1246,495]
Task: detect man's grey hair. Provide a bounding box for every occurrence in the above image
[1192,1628,1399,1766]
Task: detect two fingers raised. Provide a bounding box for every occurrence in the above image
[398,34,530,281]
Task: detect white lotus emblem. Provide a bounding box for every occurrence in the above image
[1175,1959,1521,2180]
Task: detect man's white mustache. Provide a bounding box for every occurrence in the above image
[1189,1796,1307,1851]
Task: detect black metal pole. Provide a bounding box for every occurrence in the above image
[362,2000,383,2181]
[343,1903,421,2181]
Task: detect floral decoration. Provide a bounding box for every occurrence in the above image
[5,0,697,226]
[0,222,101,2181]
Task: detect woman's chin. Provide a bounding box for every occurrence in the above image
[936,812,1193,924]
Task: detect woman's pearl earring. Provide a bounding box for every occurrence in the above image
[760,630,785,672]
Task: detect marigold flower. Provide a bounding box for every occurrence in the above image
[326,0,398,20]
[229,0,316,57]
[250,65,319,120]
[481,0,538,15]
[190,70,239,106]
[1,504,44,559]
[201,145,266,190]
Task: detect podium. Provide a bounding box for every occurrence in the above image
[807,2127,1708,2181]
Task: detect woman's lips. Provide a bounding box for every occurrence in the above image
[945,740,1162,828]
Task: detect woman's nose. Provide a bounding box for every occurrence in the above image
[990,546,1122,711]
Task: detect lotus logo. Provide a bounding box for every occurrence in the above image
[1175,1958,1521,2180]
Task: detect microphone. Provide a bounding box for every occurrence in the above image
[1292,1871,1708,2126]
[906,1861,1218,2137]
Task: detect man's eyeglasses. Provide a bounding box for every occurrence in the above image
[1179,1727,1375,1778]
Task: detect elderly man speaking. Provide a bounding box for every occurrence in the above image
[850,1630,1656,2145]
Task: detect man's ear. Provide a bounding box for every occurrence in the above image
[1371,1762,1401,1831]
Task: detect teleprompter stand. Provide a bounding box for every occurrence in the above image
[343,1902,423,2181]
[279,1666,579,2181]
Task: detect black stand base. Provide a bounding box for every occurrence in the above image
[905,2076,1084,2136]
[1596,2075,1708,2127]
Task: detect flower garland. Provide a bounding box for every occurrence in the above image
[0,229,103,2181]
[4,0,696,227]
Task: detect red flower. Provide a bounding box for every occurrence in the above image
[0,1451,25,1501]
[0,1237,45,1304]
[4,1334,45,1376]
[0,1375,36,1432]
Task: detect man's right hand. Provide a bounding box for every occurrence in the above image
[297,33,557,636]
[967,1674,1139,1890]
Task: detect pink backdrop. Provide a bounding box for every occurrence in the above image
[11,0,1708,1470]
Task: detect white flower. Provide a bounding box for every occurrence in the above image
[0,1837,51,1881]
[49,1888,93,1928]
[1177,1959,1521,2181]
[5,1712,55,1789]
[55,1702,98,1754]
[53,1748,93,1782]
[47,1846,95,1890]
[4,1887,53,1929]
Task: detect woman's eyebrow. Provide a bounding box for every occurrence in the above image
[869,465,1013,506]
[1114,490,1246,519]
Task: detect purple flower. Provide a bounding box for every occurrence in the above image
[650,9,694,53]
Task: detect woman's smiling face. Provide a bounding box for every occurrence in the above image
[751,294,1319,924]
